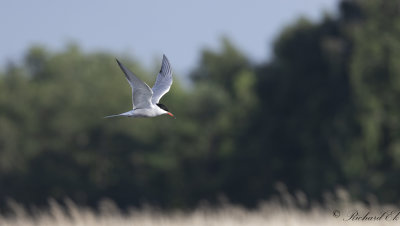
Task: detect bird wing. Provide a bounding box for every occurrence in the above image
[116,59,153,109]
[151,55,173,104]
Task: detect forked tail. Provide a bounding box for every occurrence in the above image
[104,114,123,118]
[104,112,132,118]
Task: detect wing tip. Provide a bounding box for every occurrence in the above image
[162,54,169,63]
[160,54,172,75]
[115,58,129,74]
[115,58,122,66]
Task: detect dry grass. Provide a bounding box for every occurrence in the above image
[0,189,398,226]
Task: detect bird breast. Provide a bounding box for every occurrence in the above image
[133,107,165,117]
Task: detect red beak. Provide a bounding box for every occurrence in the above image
[167,112,176,119]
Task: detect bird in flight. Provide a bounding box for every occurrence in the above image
[105,55,175,119]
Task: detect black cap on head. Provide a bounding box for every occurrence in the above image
[156,103,169,111]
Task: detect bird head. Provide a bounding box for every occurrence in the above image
[157,103,176,119]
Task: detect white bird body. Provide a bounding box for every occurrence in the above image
[105,55,175,119]
[105,105,168,118]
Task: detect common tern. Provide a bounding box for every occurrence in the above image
[105,55,175,119]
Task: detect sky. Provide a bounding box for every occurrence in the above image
[0,1,338,76]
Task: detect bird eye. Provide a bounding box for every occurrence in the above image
[156,103,168,111]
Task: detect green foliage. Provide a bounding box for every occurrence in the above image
[248,0,400,203]
[0,41,257,208]
[347,0,400,199]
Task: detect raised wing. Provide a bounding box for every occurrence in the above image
[151,55,173,104]
[116,59,153,109]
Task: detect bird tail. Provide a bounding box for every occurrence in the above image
[104,114,124,118]
[104,111,132,118]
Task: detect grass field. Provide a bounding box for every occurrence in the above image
[0,189,397,226]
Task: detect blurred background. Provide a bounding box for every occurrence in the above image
[1,0,399,210]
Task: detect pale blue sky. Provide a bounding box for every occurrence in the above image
[0,1,338,75]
